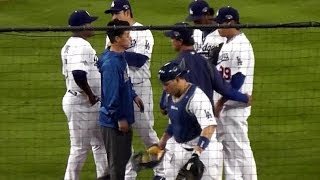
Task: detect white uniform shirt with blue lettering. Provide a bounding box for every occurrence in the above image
[194,29,225,58]
[215,33,255,112]
[61,37,100,95]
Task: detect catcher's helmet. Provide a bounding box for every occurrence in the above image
[158,60,188,83]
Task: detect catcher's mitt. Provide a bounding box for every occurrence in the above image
[208,43,224,66]
[176,154,205,180]
[132,144,165,172]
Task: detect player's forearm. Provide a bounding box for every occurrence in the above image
[200,125,215,141]
[195,125,216,153]
[217,97,228,106]
[212,68,248,103]
[159,132,171,150]
[72,70,94,97]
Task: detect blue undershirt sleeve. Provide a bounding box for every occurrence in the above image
[212,67,248,103]
[124,52,148,68]
[160,91,167,110]
[165,124,174,137]
[230,72,246,90]
[72,70,87,82]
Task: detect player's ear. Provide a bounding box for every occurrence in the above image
[177,39,184,45]
[229,20,237,25]
[124,10,131,18]
[115,35,120,43]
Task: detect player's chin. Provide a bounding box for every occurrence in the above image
[124,44,131,50]
[218,29,226,37]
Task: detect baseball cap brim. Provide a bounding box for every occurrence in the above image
[164,30,175,38]
[185,15,202,22]
[69,16,98,26]
[89,16,98,23]
[104,8,122,14]
[213,17,224,24]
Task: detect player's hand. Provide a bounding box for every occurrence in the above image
[89,95,100,106]
[118,119,129,133]
[246,94,252,106]
[134,96,144,113]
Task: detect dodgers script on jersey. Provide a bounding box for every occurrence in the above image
[193,29,204,52]
[105,22,154,84]
[199,30,225,57]
[194,29,225,58]
[61,37,101,96]
[215,33,255,111]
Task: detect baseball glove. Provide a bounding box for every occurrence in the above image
[132,144,165,172]
[208,43,224,66]
[176,154,205,180]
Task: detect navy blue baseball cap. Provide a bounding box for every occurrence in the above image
[214,6,240,24]
[164,22,194,44]
[158,61,187,83]
[68,10,98,26]
[105,0,131,14]
[186,0,214,21]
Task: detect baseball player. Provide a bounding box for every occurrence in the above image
[214,7,257,180]
[161,22,251,180]
[61,10,109,180]
[104,1,164,180]
[157,61,218,180]
[162,22,250,115]
[186,0,225,65]
[185,0,215,52]
[98,19,144,180]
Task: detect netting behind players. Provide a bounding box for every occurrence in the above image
[0,26,319,179]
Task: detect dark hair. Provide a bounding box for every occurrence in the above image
[106,19,130,43]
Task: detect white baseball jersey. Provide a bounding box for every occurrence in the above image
[105,22,154,84]
[193,29,204,52]
[215,32,255,113]
[194,29,225,59]
[199,29,225,56]
[61,37,100,96]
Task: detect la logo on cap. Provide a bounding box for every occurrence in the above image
[202,7,208,13]
[226,15,233,20]
[123,4,130,9]
[189,8,193,15]
[111,1,115,7]
[173,31,180,37]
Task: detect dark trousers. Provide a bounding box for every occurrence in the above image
[101,126,132,180]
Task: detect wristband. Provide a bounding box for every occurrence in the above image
[197,136,210,150]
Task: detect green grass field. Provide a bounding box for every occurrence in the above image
[0,0,320,179]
